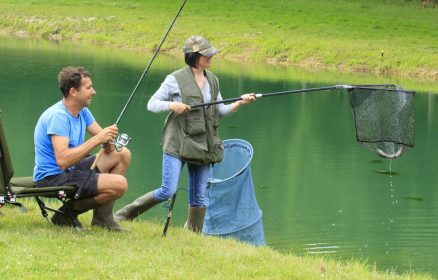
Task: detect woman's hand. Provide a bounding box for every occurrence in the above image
[231,93,256,112]
[239,93,256,105]
[169,102,191,114]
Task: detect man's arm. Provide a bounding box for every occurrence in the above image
[86,121,103,136]
[52,123,118,170]
[87,121,117,153]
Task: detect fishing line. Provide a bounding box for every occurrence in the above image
[74,0,188,199]
[115,0,188,126]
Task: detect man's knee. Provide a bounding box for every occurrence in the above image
[120,147,131,165]
[113,176,128,197]
[98,175,128,198]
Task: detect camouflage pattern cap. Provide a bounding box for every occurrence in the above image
[183,35,218,57]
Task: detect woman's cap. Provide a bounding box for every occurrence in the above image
[183,35,218,57]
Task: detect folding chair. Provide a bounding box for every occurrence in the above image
[0,110,80,229]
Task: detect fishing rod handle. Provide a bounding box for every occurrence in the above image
[74,146,104,199]
[191,93,260,109]
[91,148,104,170]
[74,171,92,199]
[190,97,243,109]
[74,148,103,199]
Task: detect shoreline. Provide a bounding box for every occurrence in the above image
[0,204,433,279]
[2,32,437,94]
[4,29,438,83]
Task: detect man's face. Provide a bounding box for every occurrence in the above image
[74,76,96,107]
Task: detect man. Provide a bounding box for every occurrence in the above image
[33,66,131,231]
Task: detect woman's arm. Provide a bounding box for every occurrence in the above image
[230,93,256,111]
[147,75,181,113]
[148,74,191,114]
[217,92,256,117]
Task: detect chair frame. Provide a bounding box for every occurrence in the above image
[0,111,81,229]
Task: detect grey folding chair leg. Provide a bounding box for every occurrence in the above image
[5,200,27,213]
[34,196,49,221]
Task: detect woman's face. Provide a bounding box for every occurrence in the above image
[197,55,212,69]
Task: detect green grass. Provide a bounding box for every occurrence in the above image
[0,201,433,279]
[0,0,437,80]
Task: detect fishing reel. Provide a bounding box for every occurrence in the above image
[115,133,132,152]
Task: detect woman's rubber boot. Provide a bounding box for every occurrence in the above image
[51,197,99,229]
[184,206,206,233]
[91,200,128,232]
[113,191,159,221]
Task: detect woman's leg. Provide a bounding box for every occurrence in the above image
[154,153,184,201]
[114,153,183,221]
[185,163,210,232]
[187,163,210,207]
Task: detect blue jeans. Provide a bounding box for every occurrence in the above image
[153,153,210,207]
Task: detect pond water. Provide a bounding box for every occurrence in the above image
[1,36,438,276]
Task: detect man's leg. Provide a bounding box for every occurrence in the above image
[91,147,130,230]
[94,173,128,203]
[97,147,131,176]
[44,150,129,230]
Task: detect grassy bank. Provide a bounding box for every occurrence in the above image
[0,202,432,279]
[0,0,437,80]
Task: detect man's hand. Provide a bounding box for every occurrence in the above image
[103,141,116,153]
[97,124,118,144]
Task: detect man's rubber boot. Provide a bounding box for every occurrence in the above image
[91,200,128,231]
[51,197,99,229]
[113,191,159,221]
[184,206,206,233]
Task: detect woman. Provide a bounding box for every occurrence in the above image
[114,35,255,232]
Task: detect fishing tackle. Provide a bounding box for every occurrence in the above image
[74,0,188,199]
[115,133,132,152]
[191,84,415,160]
[191,84,414,108]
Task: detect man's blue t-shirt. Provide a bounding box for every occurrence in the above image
[33,100,95,181]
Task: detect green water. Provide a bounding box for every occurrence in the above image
[1,36,438,276]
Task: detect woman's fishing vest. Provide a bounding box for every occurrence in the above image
[160,66,224,165]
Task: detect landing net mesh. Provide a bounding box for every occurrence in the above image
[348,85,415,159]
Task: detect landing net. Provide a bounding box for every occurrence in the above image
[348,84,415,159]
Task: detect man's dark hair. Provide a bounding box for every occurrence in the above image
[58,67,91,97]
[184,52,201,68]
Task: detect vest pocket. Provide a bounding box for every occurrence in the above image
[213,116,220,128]
[186,113,206,136]
[209,138,224,163]
[179,135,208,163]
[186,118,206,135]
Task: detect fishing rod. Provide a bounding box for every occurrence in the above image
[74,0,188,199]
[115,0,187,125]
[162,192,178,237]
[190,84,415,109]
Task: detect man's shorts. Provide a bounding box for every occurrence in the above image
[36,155,101,199]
